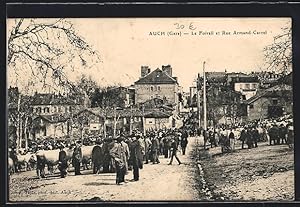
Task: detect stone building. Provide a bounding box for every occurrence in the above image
[31,92,86,116]
[245,84,293,121]
[144,110,173,130]
[134,65,179,111]
[230,76,260,100]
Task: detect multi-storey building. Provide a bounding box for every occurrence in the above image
[134,65,179,111]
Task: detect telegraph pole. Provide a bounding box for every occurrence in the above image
[203,61,207,131]
[197,74,201,129]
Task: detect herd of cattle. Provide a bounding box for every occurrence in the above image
[8,145,99,177]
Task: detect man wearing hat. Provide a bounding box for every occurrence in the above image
[151,134,160,164]
[72,140,82,175]
[58,144,68,178]
[130,136,143,181]
[110,136,127,185]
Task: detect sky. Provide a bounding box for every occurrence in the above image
[7,18,291,92]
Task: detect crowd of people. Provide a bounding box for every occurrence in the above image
[55,128,190,185]
[199,114,294,153]
[9,113,294,184]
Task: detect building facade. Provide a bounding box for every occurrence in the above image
[245,84,293,121]
[134,65,179,109]
[230,76,259,100]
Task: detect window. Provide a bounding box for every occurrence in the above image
[273,99,278,105]
[249,104,254,109]
[242,95,246,100]
[157,86,161,91]
[150,86,154,91]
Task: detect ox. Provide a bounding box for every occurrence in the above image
[36,148,73,178]
[36,146,96,178]
[16,153,37,172]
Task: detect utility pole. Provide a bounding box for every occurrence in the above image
[203,61,207,150]
[203,61,207,131]
[142,104,146,136]
[129,105,133,135]
[197,73,201,129]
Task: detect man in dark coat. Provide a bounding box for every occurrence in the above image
[58,145,68,178]
[268,124,280,145]
[251,127,259,148]
[239,128,247,149]
[208,130,217,148]
[72,141,82,175]
[279,124,287,144]
[180,130,189,155]
[168,138,182,165]
[245,128,253,149]
[129,136,143,181]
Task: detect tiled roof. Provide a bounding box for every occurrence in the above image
[245,84,292,105]
[144,110,172,118]
[135,68,177,84]
[31,93,78,105]
[32,114,70,123]
[74,107,144,119]
[231,76,259,83]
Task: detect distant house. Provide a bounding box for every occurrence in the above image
[252,71,282,88]
[144,110,173,130]
[245,84,293,121]
[71,107,144,138]
[31,92,85,116]
[230,76,259,100]
[31,114,71,139]
[134,65,180,111]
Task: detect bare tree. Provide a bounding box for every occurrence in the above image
[8,18,100,93]
[264,26,292,75]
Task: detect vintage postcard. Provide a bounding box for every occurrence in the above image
[7,18,293,201]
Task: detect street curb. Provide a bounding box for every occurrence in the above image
[196,161,213,200]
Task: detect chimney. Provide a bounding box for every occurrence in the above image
[141,66,151,78]
[162,64,172,77]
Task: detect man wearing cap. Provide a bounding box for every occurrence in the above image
[72,141,82,175]
[58,144,68,178]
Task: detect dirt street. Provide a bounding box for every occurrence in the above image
[196,139,294,201]
[9,137,201,201]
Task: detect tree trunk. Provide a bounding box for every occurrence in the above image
[24,116,28,151]
[19,118,23,149]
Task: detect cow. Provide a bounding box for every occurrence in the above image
[16,153,37,171]
[81,145,95,170]
[36,146,95,178]
[36,148,73,178]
